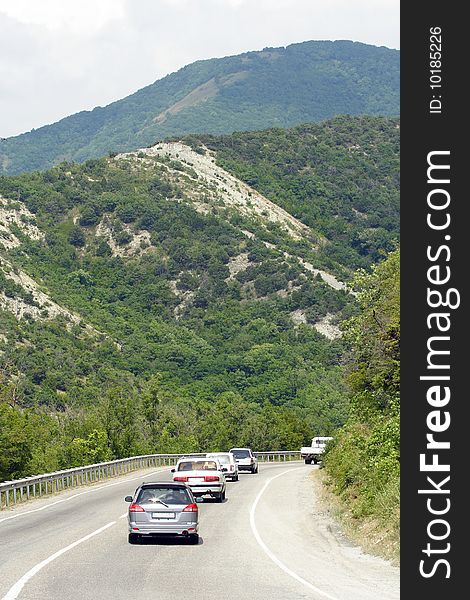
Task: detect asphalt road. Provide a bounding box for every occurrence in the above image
[0,463,399,600]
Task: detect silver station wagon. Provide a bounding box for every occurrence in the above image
[125,482,199,544]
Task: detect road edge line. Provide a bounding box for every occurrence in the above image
[249,467,340,600]
[2,521,116,600]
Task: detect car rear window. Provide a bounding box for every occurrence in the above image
[207,454,230,463]
[137,487,192,505]
[178,460,218,471]
[231,449,250,458]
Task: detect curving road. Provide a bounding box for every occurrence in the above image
[0,463,399,600]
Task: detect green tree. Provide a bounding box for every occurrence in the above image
[69,226,86,247]
[325,248,400,530]
[62,429,112,467]
[0,402,32,480]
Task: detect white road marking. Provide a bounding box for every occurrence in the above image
[249,467,340,600]
[119,513,128,519]
[1,521,116,600]
[0,468,168,524]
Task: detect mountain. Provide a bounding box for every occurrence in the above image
[0,116,399,479]
[0,40,399,175]
[182,115,400,271]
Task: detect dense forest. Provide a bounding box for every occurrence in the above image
[0,40,399,175]
[0,117,399,491]
[324,249,400,555]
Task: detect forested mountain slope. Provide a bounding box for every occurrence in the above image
[184,115,400,270]
[0,117,399,480]
[0,40,399,175]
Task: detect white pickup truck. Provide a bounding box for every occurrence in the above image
[300,436,333,464]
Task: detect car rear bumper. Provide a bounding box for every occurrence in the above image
[188,484,224,495]
[129,522,198,535]
[237,464,255,471]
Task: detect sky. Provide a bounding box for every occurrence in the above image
[0,0,399,138]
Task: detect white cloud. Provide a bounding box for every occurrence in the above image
[0,0,126,32]
[0,0,399,138]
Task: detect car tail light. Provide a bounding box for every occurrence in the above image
[230,465,234,471]
[204,475,220,482]
[129,503,145,512]
[173,476,188,482]
[182,504,198,512]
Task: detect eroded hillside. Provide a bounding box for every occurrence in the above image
[0,141,349,346]
[0,117,398,480]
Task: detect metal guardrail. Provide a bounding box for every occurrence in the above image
[255,451,300,462]
[0,451,301,509]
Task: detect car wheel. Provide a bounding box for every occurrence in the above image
[188,534,199,545]
[234,474,239,481]
[305,457,312,464]
[128,533,141,544]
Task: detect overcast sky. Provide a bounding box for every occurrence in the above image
[0,0,399,138]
